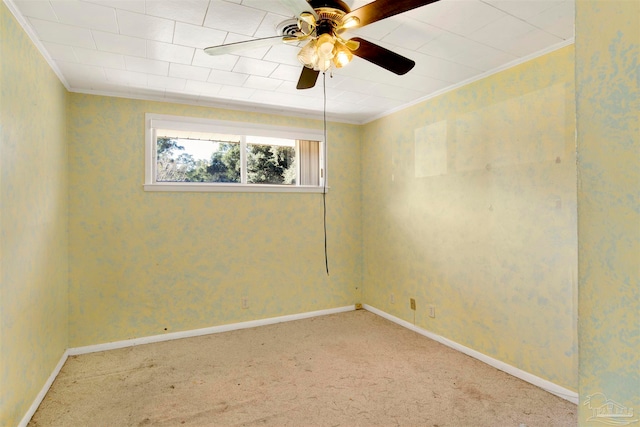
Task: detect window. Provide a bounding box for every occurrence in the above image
[145,114,325,192]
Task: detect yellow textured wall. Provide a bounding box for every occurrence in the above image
[362,46,578,390]
[0,3,69,426]
[67,94,362,347]
[576,0,640,422]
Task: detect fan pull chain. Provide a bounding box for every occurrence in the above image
[323,71,329,276]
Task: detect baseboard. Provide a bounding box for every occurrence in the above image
[18,349,69,427]
[363,304,579,405]
[20,306,355,425]
[68,305,355,356]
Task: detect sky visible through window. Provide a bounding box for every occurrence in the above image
[174,136,295,160]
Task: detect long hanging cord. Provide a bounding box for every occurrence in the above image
[322,72,329,275]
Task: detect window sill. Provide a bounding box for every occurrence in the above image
[143,183,328,193]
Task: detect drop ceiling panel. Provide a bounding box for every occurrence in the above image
[51,1,118,32]
[92,30,147,57]
[8,0,575,123]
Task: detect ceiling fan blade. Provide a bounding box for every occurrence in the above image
[296,67,320,89]
[279,0,318,18]
[349,37,415,75]
[342,0,440,29]
[204,36,293,56]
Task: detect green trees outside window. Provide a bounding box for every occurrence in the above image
[156,137,296,185]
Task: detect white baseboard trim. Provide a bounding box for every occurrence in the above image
[18,349,69,427]
[363,304,579,405]
[68,305,355,356]
[21,306,354,425]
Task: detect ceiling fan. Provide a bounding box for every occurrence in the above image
[204,0,440,90]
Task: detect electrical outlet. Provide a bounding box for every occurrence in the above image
[241,297,249,309]
[390,293,395,304]
[428,305,436,318]
[410,298,416,310]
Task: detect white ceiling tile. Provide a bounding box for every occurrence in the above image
[55,61,107,83]
[250,90,318,111]
[74,47,126,69]
[208,69,249,86]
[218,85,256,99]
[333,76,378,95]
[356,95,405,111]
[145,0,210,25]
[169,63,211,81]
[243,75,283,90]
[346,16,402,41]
[13,1,57,21]
[276,80,322,97]
[84,0,145,13]
[147,75,187,90]
[468,15,538,47]
[317,72,349,89]
[450,43,518,70]
[419,32,480,60]
[419,32,517,70]
[411,0,506,36]
[233,57,279,77]
[191,50,239,71]
[42,42,78,62]
[116,10,175,43]
[499,29,563,57]
[28,18,96,49]
[389,73,452,94]
[104,68,148,86]
[325,89,366,104]
[92,30,146,57]
[269,64,301,82]
[184,80,222,95]
[204,2,266,37]
[146,40,195,64]
[410,52,480,82]
[50,1,118,33]
[528,0,575,39]
[125,56,170,76]
[370,83,429,102]
[482,0,565,20]
[263,44,301,66]
[174,22,227,49]
[238,1,294,18]
[381,18,443,50]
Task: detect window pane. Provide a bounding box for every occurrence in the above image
[156,136,241,183]
[246,143,296,185]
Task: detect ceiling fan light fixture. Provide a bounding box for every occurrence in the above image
[297,39,318,67]
[316,33,336,61]
[332,43,352,68]
[315,59,333,72]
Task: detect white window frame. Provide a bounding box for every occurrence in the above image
[144,113,327,193]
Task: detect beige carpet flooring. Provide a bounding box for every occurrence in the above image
[29,310,577,426]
